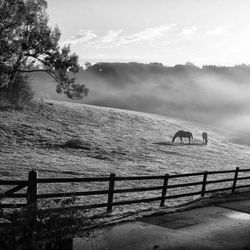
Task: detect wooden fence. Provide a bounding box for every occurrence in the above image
[1,167,250,213]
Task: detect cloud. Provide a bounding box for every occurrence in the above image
[180,26,198,40]
[204,26,228,36]
[100,30,123,43]
[91,30,123,48]
[63,25,175,49]
[117,25,175,45]
[179,25,228,41]
[61,30,98,45]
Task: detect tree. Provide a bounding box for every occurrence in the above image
[0,0,89,99]
[84,61,92,69]
[1,73,34,106]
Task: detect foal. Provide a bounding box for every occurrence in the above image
[202,132,208,145]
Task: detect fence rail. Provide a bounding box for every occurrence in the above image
[1,167,250,212]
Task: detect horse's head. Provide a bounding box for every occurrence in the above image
[190,133,194,140]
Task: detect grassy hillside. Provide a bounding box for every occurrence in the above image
[1,100,250,212]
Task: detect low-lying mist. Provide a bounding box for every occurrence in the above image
[31,63,250,144]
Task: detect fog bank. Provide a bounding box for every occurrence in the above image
[31,63,250,139]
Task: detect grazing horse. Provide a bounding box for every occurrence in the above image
[202,132,208,145]
[172,130,193,144]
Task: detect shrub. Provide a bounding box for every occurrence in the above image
[63,138,91,150]
[64,138,82,147]
[0,198,97,250]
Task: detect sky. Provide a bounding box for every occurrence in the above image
[47,0,250,66]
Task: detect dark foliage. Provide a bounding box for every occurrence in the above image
[0,73,34,107]
[0,0,88,99]
[84,62,250,86]
[0,198,96,250]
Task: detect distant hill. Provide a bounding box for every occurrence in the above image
[30,62,250,132]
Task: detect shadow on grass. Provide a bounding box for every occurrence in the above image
[153,141,206,147]
[0,105,24,111]
[41,139,92,150]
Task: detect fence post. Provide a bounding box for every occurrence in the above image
[232,167,239,193]
[27,170,38,207]
[107,173,115,213]
[201,171,208,197]
[160,174,169,207]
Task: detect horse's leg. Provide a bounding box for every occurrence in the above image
[180,137,183,143]
[189,137,191,144]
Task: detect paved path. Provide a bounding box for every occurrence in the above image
[74,192,250,250]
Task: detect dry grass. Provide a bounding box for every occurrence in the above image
[1,99,250,213]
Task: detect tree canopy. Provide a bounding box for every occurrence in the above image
[0,0,88,99]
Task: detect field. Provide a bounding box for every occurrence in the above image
[1,100,250,214]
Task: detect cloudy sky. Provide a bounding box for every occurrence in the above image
[47,0,250,66]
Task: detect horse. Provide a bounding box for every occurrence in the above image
[172,130,193,144]
[202,132,208,145]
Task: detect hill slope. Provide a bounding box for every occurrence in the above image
[1,100,250,211]
[1,99,250,178]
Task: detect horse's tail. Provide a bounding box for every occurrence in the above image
[172,133,177,143]
[191,134,194,140]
